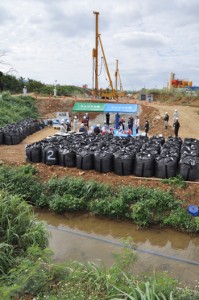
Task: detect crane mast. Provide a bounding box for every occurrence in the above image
[92,11,99,91]
[98,35,115,96]
[92,11,125,99]
[115,59,123,92]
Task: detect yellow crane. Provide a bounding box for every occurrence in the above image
[92,11,125,99]
[115,59,125,97]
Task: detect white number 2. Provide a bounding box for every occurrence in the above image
[47,150,55,160]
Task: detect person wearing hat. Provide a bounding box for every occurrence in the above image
[173,109,179,122]
[82,115,89,128]
[79,123,87,133]
[94,124,101,135]
[66,120,71,132]
[164,112,169,129]
[85,113,89,128]
[73,115,79,132]
[60,120,67,133]
[173,118,180,138]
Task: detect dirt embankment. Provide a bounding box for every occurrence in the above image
[0,97,199,206]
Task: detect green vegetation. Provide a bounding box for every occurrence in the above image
[0,164,198,233]
[161,175,187,188]
[0,165,199,298]
[0,92,39,126]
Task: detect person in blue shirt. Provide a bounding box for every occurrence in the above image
[79,123,87,133]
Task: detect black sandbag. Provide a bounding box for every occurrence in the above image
[182,139,199,156]
[26,144,42,163]
[155,156,178,179]
[76,150,94,170]
[59,148,76,167]
[94,151,113,173]
[133,153,155,177]
[113,151,135,176]
[178,156,199,181]
[3,131,21,145]
[42,145,59,165]
[0,131,3,145]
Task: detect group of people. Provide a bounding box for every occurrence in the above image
[164,109,180,137]
[60,109,181,138]
[116,114,140,134]
[117,115,150,136]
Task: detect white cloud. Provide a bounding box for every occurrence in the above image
[0,0,199,90]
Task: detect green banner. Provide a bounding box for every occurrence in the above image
[72,102,105,112]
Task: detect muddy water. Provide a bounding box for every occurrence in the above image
[36,210,199,287]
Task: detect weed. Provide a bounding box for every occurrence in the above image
[161,175,187,188]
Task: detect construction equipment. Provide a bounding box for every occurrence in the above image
[92,11,125,99]
[115,59,126,97]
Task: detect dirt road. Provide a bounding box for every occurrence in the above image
[150,103,199,139]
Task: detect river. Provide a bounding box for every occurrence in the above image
[36,210,199,287]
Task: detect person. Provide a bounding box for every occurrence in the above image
[82,115,88,127]
[135,115,140,135]
[60,120,66,133]
[23,86,27,96]
[66,120,71,132]
[73,116,79,132]
[53,87,57,97]
[115,112,120,129]
[85,113,89,128]
[173,118,180,137]
[164,112,169,129]
[106,112,110,126]
[173,109,179,122]
[94,124,101,135]
[128,116,134,132]
[119,117,125,130]
[144,120,149,137]
[79,123,87,133]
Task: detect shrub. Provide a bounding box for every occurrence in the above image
[162,175,187,188]
[163,207,198,232]
[47,176,85,198]
[49,193,86,213]
[83,180,113,200]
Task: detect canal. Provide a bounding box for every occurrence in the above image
[36,210,199,287]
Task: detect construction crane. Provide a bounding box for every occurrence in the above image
[92,11,125,99]
[115,59,125,97]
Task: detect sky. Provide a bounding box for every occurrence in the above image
[1,0,199,91]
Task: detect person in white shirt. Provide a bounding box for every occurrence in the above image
[173,109,179,122]
[23,86,27,96]
[73,116,79,132]
[135,115,140,134]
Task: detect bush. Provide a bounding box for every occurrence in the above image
[164,207,199,232]
[49,193,87,213]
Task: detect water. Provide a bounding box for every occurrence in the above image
[36,210,199,287]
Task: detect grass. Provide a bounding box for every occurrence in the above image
[0,92,39,126]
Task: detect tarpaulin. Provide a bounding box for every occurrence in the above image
[104,103,138,113]
[72,102,105,112]
[73,102,138,113]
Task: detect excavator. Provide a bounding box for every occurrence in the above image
[92,11,126,99]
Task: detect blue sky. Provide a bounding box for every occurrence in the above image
[1,0,199,90]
